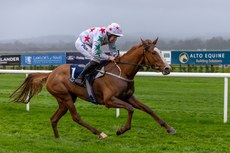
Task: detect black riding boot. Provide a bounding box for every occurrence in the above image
[75,60,100,85]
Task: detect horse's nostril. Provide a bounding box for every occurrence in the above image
[162,66,171,75]
[164,66,171,72]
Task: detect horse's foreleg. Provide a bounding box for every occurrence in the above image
[65,99,106,138]
[50,102,68,138]
[128,95,176,134]
[105,97,134,135]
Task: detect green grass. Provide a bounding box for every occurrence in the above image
[0,74,230,153]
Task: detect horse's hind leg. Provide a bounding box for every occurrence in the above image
[64,98,107,138]
[50,99,68,138]
[128,95,176,134]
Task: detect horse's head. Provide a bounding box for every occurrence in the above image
[141,38,171,75]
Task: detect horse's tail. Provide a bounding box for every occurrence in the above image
[10,73,51,104]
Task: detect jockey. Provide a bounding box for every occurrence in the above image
[74,23,123,85]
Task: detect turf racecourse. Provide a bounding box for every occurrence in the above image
[0,74,230,153]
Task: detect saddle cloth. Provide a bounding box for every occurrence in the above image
[69,61,109,104]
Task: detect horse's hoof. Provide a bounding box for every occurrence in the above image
[167,127,176,134]
[99,132,108,139]
[116,130,122,136]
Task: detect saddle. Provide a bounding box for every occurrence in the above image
[69,61,109,104]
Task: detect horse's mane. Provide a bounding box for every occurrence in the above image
[120,43,142,57]
[119,39,152,58]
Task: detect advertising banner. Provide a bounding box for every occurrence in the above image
[171,51,230,65]
[66,52,90,66]
[21,53,66,66]
[0,55,20,65]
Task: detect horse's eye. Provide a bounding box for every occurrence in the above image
[152,51,157,55]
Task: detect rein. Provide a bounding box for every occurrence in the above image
[116,61,153,69]
[98,44,158,83]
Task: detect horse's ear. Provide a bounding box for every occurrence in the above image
[141,38,146,46]
[153,37,159,45]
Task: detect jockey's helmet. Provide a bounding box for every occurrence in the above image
[106,23,123,37]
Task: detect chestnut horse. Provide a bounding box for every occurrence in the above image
[10,38,175,139]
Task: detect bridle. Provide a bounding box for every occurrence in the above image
[98,41,163,82]
[116,43,160,70]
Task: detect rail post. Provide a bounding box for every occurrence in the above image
[25,73,30,111]
[224,77,228,123]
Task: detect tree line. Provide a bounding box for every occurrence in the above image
[0,36,230,51]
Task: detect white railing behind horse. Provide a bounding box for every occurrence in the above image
[0,70,229,123]
[137,72,229,123]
